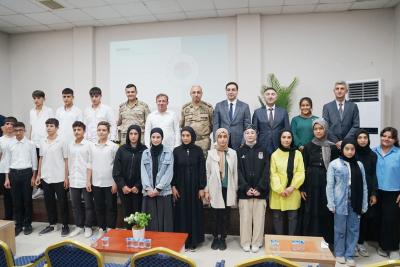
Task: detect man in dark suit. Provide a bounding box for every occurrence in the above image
[213,82,251,150]
[252,87,290,155]
[322,81,360,150]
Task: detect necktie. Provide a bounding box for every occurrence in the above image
[268,108,274,127]
[229,103,233,122]
[339,103,343,121]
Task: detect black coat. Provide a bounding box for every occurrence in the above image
[237,142,270,199]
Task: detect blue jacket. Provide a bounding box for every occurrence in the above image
[141,147,174,196]
[326,158,368,215]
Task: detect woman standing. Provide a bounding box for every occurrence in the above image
[372,127,400,260]
[296,119,338,245]
[205,128,238,251]
[113,125,147,230]
[291,97,318,151]
[172,126,206,252]
[141,128,174,232]
[270,129,305,235]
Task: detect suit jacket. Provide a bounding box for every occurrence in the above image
[213,99,251,150]
[322,100,360,143]
[252,106,290,152]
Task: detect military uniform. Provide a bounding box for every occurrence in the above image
[118,99,151,145]
[180,101,213,158]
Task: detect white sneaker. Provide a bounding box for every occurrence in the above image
[242,246,250,252]
[97,228,106,239]
[84,227,92,238]
[336,256,346,264]
[32,188,44,199]
[69,227,84,238]
[346,259,356,266]
[378,247,388,257]
[357,244,369,257]
[390,251,400,260]
[106,227,112,232]
[354,247,359,257]
[251,246,260,253]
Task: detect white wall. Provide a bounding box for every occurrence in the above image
[392,5,400,130]
[0,31,11,116]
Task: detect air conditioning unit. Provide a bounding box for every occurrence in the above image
[346,78,382,148]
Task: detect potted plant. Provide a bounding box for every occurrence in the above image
[124,212,151,239]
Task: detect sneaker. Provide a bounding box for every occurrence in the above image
[219,238,227,251]
[39,225,58,236]
[61,226,69,237]
[97,228,106,239]
[24,225,33,235]
[389,251,400,260]
[15,227,23,237]
[106,227,112,232]
[32,188,44,199]
[357,244,369,257]
[190,246,197,252]
[84,227,92,238]
[354,247,359,257]
[346,259,356,266]
[242,246,250,252]
[378,247,388,257]
[185,245,190,252]
[336,256,346,264]
[211,237,220,250]
[69,227,84,238]
[251,246,260,253]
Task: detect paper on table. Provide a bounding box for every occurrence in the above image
[321,241,329,249]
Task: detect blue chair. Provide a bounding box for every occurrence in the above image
[129,247,196,267]
[0,240,46,267]
[234,255,301,267]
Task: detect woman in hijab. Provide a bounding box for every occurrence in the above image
[205,128,238,251]
[269,129,305,236]
[141,128,174,232]
[296,119,338,244]
[326,138,367,267]
[113,125,147,230]
[172,126,206,252]
[354,129,378,257]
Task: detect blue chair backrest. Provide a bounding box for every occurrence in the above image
[0,248,8,267]
[47,244,99,267]
[134,253,191,267]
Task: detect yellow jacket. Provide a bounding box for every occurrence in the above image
[269,149,305,211]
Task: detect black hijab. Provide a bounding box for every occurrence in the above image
[181,126,197,149]
[150,128,164,188]
[278,128,297,188]
[355,129,371,156]
[124,125,144,153]
[340,138,364,216]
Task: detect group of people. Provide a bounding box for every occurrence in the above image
[0,81,399,267]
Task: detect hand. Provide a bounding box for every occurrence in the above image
[147,190,155,197]
[205,192,211,202]
[301,191,307,201]
[35,176,41,186]
[299,146,304,152]
[86,182,92,193]
[396,194,400,207]
[284,186,295,195]
[111,183,117,194]
[279,191,288,197]
[253,190,260,197]
[131,186,139,194]
[64,178,69,190]
[332,210,335,214]
[31,176,36,187]
[116,121,121,126]
[122,186,131,194]
[370,195,377,206]
[153,188,160,196]
[247,188,254,196]
[4,179,10,189]
[198,189,205,200]
[361,211,366,214]
[172,186,180,201]
[336,141,342,150]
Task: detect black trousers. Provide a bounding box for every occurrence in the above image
[118,189,142,230]
[211,187,230,239]
[376,190,400,251]
[35,148,43,190]
[42,180,69,226]
[9,169,33,228]
[0,173,13,220]
[70,187,94,228]
[92,186,117,230]
[358,212,368,244]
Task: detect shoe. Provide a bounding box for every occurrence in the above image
[106,227,112,232]
[242,246,250,252]
[389,251,400,260]
[24,225,33,235]
[15,227,23,237]
[32,188,44,199]
[346,259,356,266]
[84,227,93,238]
[354,247,359,257]
[336,256,346,264]
[185,245,190,252]
[39,225,58,236]
[190,246,197,252]
[69,227,84,238]
[378,247,388,257]
[211,237,220,250]
[97,228,106,239]
[357,244,369,257]
[219,238,227,251]
[61,226,69,237]
[251,246,260,253]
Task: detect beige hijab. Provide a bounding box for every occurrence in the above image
[215,128,229,181]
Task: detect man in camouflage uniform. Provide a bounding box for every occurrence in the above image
[117,84,151,145]
[180,85,213,158]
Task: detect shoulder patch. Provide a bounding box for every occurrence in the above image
[201,101,212,108]
[139,101,149,108]
[119,102,125,108]
[182,102,191,108]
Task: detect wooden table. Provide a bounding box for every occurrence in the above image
[0,220,15,254]
[265,235,336,267]
[94,229,188,264]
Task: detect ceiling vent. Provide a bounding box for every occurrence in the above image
[36,0,65,10]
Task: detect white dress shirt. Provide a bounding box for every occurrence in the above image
[39,136,68,184]
[3,137,38,173]
[83,103,117,143]
[0,136,16,173]
[68,139,92,188]
[88,140,118,187]
[30,105,54,148]
[266,104,276,121]
[145,110,181,150]
[56,105,84,144]
[227,99,238,117]
[336,100,345,111]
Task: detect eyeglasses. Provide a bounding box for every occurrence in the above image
[13,129,24,133]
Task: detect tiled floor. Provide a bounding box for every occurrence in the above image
[14,222,389,267]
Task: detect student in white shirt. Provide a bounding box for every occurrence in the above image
[83,87,117,143]
[145,94,181,150]
[35,118,69,237]
[86,121,119,239]
[68,121,94,238]
[4,122,38,236]
[0,117,17,221]
[55,88,84,144]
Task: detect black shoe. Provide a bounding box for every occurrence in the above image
[219,238,227,250]
[211,237,220,250]
[24,225,33,235]
[61,226,69,237]
[15,227,23,237]
[39,225,58,236]
[190,246,197,252]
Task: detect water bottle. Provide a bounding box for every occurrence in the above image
[274,241,280,255]
[91,237,98,248]
[299,240,306,252]
[292,240,298,251]
[102,237,109,247]
[220,260,225,267]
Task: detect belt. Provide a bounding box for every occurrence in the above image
[196,135,210,141]
[10,168,33,173]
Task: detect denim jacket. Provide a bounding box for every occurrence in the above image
[141,147,174,196]
[326,158,368,215]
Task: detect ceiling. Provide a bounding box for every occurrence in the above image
[0,0,399,34]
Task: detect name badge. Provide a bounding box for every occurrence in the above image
[258,152,263,159]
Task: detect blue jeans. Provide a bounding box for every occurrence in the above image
[334,195,360,259]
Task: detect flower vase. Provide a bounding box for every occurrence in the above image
[132,227,145,239]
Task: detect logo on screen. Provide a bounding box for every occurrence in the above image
[166,54,199,87]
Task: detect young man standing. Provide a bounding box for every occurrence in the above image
[55,88,84,144]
